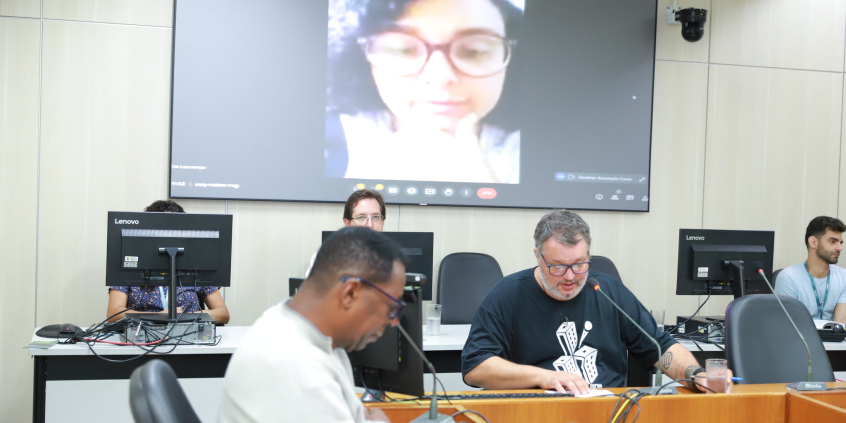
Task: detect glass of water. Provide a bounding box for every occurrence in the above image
[651,309,665,332]
[426,304,442,336]
[705,358,728,393]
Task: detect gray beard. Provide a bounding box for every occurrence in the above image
[538,270,584,301]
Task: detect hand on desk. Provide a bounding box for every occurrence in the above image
[693,368,734,393]
[539,370,591,396]
[365,407,391,422]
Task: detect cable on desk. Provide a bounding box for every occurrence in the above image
[668,288,711,334]
[449,409,491,423]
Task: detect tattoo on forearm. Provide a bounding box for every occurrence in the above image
[661,351,673,370]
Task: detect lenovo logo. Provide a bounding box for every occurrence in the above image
[686,235,705,241]
[114,219,140,225]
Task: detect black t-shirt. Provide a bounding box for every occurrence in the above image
[461,268,677,388]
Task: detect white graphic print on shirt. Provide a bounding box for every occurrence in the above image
[553,321,601,388]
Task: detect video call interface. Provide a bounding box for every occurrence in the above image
[170,0,656,211]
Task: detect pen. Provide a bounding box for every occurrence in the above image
[732,377,743,382]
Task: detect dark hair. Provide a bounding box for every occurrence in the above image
[144,200,185,213]
[327,0,523,131]
[805,216,846,248]
[309,226,407,290]
[344,189,387,221]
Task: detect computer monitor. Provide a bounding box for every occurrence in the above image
[349,286,424,398]
[106,211,233,318]
[676,229,775,298]
[322,231,435,300]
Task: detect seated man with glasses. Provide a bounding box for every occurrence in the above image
[218,227,407,423]
[305,189,387,278]
[461,210,731,394]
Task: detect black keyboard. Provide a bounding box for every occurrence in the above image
[444,392,575,400]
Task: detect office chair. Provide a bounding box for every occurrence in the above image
[725,294,833,384]
[771,268,782,290]
[590,255,623,284]
[129,359,202,423]
[437,253,503,324]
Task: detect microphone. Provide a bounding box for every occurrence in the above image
[751,261,824,391]
[586,277,676,395]
[395,323,456,422]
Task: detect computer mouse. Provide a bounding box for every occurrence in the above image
[59,323,82,338]
[823,322,845,334]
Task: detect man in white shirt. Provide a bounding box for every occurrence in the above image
[775,216,846,323]
[218,227,407,422]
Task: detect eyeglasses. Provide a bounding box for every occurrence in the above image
[539,254,591,276]
[358,32,517,78]
[341,275,405,320]
[352,214,385,223]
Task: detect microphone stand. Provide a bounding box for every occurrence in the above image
[754,266,826,391]
[396,324,456,422]
[587,278,677,395]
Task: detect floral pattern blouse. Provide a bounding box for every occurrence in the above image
[109,286,219,313]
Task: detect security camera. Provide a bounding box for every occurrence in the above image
[675,8,707,42]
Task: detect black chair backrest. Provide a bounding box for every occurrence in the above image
[725,294,833,384]
[771,269,782,290]
[437,253,503,325]
[129,359,201,423]
[590,255,623,284]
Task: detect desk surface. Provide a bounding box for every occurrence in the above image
[29,324,846,356]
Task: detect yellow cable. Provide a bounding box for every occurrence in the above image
[611,396,632,423]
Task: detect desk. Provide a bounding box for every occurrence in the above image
[371,383,846,423]
[29,325,846,423]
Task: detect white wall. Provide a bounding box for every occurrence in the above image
[4,0,846,419]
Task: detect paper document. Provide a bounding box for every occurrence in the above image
[545,389,615,398]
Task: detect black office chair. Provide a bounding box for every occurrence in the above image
[129,359,201,423]
[437,253,503,324]
[771,268,782,290]
[725,294,833,384]
[590,255,623,283]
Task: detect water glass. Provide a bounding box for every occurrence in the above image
[426,304,442,336]
[705,358,728,393]
[651,309,665,332]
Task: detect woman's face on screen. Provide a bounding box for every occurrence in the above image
[368,0,508,135]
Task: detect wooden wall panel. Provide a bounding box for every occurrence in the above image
[0,0,40,18]
[710,0,846,72]
[655,0,712,63]
[37,20,173,326]
[703,65,842,289]
[43,0,173,27]
[0,16,40,423]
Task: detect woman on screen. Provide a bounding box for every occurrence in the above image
[106,200,231,325]
[326,0,523,184]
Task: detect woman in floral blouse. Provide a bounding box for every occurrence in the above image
[106,200,230,325]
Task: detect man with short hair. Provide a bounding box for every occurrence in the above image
[343,189,387,231]
[775,216,846,323]
[462,210,729,394]
[218,227,406,423]
[306,190,388,277]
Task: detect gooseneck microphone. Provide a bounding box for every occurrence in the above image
[751,261,820,389]
[395,324,455,422]
[586,277,676,395]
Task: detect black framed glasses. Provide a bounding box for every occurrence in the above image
[341,275,405,320]
[539,254,590,276]
[358,32,517,77]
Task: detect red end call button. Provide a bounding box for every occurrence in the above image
[477,188,497,199]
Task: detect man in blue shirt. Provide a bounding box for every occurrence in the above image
[775,216,846,323]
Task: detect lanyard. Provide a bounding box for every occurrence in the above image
[804,262,830,318]
[159,286,168,310]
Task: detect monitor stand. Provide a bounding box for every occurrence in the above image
[722,260,747,299]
